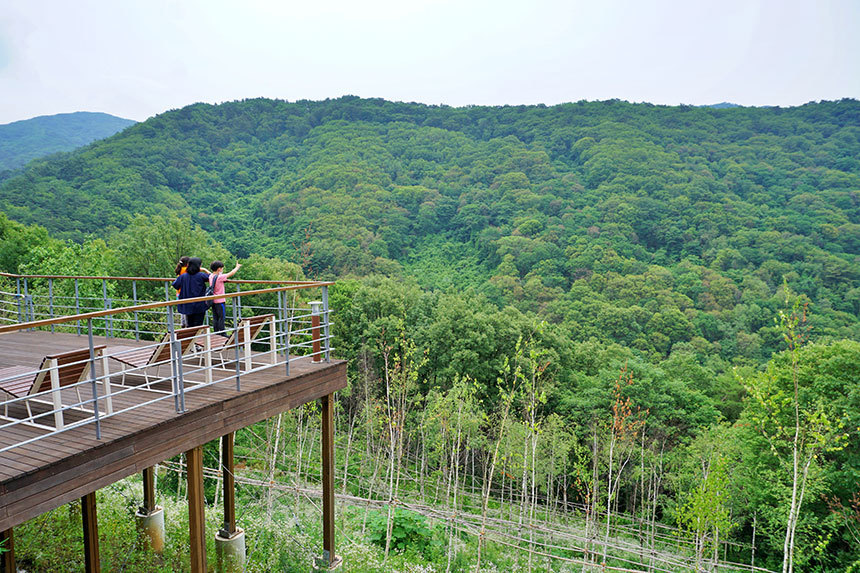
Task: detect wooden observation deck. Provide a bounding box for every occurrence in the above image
[0,274,345,572]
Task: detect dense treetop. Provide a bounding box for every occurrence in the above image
[1,97,859,570]
[1,97,857,364]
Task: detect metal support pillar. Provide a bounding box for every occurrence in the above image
[187,445,207,573]
[319,393,341,569]
[82,492,100,573]
[0,528,14,573]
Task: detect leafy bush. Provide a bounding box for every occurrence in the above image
[366,508,440,558]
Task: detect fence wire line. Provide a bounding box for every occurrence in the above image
[156,439,774,573]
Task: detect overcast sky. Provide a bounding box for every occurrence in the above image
[1,0,858,124]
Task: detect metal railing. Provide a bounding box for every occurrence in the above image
[0,274,334,455]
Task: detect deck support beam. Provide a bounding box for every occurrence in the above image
[142,466,156,512]
[82,492,100,573]
[319,393,340,569]
[187,446,207,573]
[215,432,245,572]
[219,433,237,537]
[1,528,14,573]
[136,466,165,553]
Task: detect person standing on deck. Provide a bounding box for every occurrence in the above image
[174,256,190,327]
[208,260,241,334]
[172,257,209,327]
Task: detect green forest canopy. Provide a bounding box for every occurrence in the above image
[1,97,859,569]
[1,97,858,364]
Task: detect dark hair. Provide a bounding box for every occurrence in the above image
[210,260,224,272]
[186,257,203,275]
[174,256,190,275]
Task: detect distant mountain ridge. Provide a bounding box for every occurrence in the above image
[705,102,740,109]
[0,111,136,172]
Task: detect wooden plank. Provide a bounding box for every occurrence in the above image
[2,445,136,502]
[4,463,136,529]
[0,328,346,533]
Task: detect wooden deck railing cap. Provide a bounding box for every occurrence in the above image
[0,271,329,286]
[0,280,334,335]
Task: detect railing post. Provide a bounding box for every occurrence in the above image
[48,278,55,333]
[22,279,29,321]
[166,309,183,413]
[309,301,322,363]
[132,280,140,341]
[322,285,330,363]
[175,335,186,414]
[75,278,81,335]
[235,284,242,322]
[279,290,290,377]
[106,299,114,338]
[102,280,109,337]
[15,278,21,324]
[25,296,34,328]
[22,279,33,324]
[232,297,241,392]
[87,319,101,440]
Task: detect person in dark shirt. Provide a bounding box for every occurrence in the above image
[174,255,191,326]
[171,257,209,327]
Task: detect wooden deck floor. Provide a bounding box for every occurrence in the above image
[0,330,346,532]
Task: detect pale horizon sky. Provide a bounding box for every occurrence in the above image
[1,0,858,124]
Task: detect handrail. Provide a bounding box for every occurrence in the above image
[0,271,319,286]
[0,281,334,335]
[0,278,334,453]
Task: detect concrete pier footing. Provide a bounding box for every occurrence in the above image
[134,506,165,553]
[215,528,245,573]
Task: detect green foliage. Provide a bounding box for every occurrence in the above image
[676,456,734,562]
[108,213,231,279]
[2,98,859,362]
[3,97,860,571]
[0,212,59,273]
[366,508,441,557]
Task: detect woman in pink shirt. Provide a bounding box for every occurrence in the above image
[208,260,241,333]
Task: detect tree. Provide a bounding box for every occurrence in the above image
[741,292,848,573]
[109,213,231,280]
[676,455,734,571]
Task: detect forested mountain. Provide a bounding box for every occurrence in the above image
[0,111,136,172]
[1,97,858,361]
[1,97,859,570]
